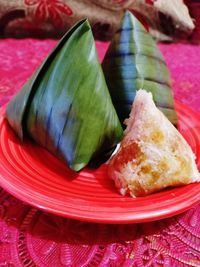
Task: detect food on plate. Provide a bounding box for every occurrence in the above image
[102,11,177,127]
[108,89,200,197]
[5,19,123,172]
[5,11,195,198]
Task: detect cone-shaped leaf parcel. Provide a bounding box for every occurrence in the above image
[6,19,123,171]
[102,11,177,126]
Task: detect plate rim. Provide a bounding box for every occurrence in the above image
[0,101,200,224]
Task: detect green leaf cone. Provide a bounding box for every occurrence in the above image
[6,19,123,171]
[102,11,178,126]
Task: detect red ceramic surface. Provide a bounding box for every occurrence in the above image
[0,102,200,224]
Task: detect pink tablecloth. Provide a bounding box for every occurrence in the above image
[0,39,200,267]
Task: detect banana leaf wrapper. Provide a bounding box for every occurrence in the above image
[6,19,123,171]
[102,11,178,126]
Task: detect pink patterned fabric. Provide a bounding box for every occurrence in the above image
[0,39,200,266]
[0,0,196,42]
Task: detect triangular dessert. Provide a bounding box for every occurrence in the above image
[108,89,200,197]
[102,11,177,126]
[6,19,123,171]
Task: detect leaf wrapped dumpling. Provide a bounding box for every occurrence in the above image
[6,19,123,171]
[102,11,177,126]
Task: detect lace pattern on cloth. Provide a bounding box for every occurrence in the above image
[1,188,200,266]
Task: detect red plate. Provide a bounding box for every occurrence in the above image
[0,102,200,224]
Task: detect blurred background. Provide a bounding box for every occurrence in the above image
[0,0,199,43]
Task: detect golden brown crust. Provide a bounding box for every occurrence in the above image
[108,90,200,197]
